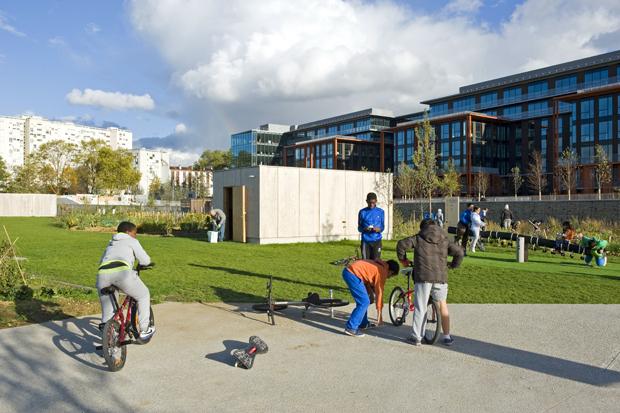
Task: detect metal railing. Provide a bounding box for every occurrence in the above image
[395,192,620,203]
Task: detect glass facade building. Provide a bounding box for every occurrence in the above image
[280,108,395,172]
[230,124,289,168]
[392,49,620,195]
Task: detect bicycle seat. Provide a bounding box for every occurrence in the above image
[100,286,119,295]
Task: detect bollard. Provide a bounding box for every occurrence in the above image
[329,289,334,318]
[516,237,526,263]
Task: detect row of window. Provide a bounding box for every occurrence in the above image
[430,65,620,115]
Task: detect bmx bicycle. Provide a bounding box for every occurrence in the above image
[388,266,442,344]
[97,263,155,372]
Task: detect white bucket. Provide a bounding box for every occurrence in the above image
[207,231,218,243]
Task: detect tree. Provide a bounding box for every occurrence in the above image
[555,148,578,200]
[10,156,44,193]
[440,158,461,197]
[97,148,141,195]
[74,139,108,194]
[396,162,414,199]
[194,149,232,170]
[148,177,163,200]
[593,144,612,200]
[473,171,489,201]
[412,118,440,212]
[35,140,78,194]
[510,166,523,199]
[0,156,11,193]
[527,150,547,201]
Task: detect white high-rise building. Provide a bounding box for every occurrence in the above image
[0,116,26,170]
[0,114,133,170]
[23,116,132,156]
[132,149,171,195]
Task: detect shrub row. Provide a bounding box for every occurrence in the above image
[56,211,212,236]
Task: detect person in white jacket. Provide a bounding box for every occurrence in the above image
[470,206,486,253]
[97,221,155,341]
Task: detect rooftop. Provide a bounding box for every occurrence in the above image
[294,108,394,131]
[422,49,620,104]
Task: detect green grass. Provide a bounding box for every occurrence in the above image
[1,217,619,304]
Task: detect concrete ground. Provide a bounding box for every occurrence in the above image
[0,303,619,413]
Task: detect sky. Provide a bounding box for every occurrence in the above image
[1,0,620,165]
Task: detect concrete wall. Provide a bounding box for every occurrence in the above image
[213,166,393,244]
[0,194,57,217]
[396,199,620,224]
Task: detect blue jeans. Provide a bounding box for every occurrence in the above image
[342,269,369,331]
[218,222,225,241]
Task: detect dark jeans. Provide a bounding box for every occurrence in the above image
[456,222,469,250]
[361,240,382,260]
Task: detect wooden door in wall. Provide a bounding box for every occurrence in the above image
[232,185,247,243]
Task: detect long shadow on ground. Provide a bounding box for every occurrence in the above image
[189,263,348,293]
[253,306,620,387]
[205,339,248,367]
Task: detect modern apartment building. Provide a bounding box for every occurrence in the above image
[132,149,171,195]
[391,49,620,195]
[280,108,395,172]
[0,115,133,170]
[230,123,290,168]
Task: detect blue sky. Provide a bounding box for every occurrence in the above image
[1,0,618,163]
[0,1,181,138]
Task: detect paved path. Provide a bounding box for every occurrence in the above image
[0,303,619,412]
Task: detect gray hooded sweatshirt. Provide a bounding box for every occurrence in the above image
[99,233,151,270]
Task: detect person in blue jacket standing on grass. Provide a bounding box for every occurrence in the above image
[358,192,384,260]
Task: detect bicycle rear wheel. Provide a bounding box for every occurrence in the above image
[102,320,126,372]
[388,287,407,326]
[423,300,442,344]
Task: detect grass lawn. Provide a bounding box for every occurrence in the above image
[0,217,619,327]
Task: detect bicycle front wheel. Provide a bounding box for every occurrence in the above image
[102,320,127,372]
[423,300,442,344]
[389,287,408,326]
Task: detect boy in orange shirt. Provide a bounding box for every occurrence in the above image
[342,259,400,337]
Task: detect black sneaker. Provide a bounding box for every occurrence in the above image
[442,337,454,346]
[406,335,421,346]
[360,322,377,330]
[344,328,365,337]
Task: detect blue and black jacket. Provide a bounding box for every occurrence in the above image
[358,207,384,243]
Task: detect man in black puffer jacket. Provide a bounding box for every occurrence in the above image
[396,219,463,346]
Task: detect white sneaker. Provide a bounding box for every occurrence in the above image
[139,326,156,341]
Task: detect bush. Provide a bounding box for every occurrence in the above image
[0,241,25,300]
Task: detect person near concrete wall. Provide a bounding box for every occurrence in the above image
[470,206,486,253]
[341,259,400,337]
[358,192,384,259]
[396,219,463,346]
[209,209,226,242]
[501,204,514,230]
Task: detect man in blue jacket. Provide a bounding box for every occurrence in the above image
[358,192,384,259]
[456,203,474,254]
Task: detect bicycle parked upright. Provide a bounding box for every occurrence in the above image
[388,266,442,344]
[97,263,155,372]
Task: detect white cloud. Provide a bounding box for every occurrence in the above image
[129,0,620,148]
[85,22,101,34]
[66,88,156,111]
[153,147,199,166]
[443,0,484,14]
[0,12,25,37]
[174,123,187,134]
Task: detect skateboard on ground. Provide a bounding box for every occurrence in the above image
[231,336,269,369]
